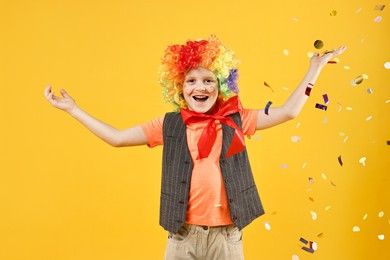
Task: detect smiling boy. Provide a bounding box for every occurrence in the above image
[44,35,346,259]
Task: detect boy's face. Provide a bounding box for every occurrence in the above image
[183,67,219,114]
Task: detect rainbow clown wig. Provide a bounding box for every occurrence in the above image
[159,35,240,111]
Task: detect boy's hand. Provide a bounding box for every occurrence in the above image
[44,85,77,113]
[310,45,347,69]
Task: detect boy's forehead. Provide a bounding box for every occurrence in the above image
[185,67,216,77]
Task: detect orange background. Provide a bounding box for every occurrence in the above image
[0,0,389,259]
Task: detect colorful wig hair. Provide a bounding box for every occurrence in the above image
[159,35,240,111]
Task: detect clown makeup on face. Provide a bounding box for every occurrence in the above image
[183,67,219,114]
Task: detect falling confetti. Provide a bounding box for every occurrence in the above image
[379,211,385,218]
[307,51,314,58]
[317,233,324,238]
[346,107,353,111]
[302,162,307,168]
[387,140,390,145]
[283,49,289,55]
[264,81,275,92]
[292,17,299,22]
[367,88,373,94]
[363,214,368,220]
[330,181,337,187]
[355,7,362,14]
[374,16,382,22]
[296,122,301,128]
[311,211,317,221]
[322,173,327,180]
[291,136,301,142]
[384,62,390,69]
[292,255,300,260]
[264,221,271,230]
[325,206,331,211]
[315,103,327,111]
[366,116,373,121]
[374,5,385,11]
[309,177,314,184]
[323,117,328,124]
[330,10,337,16]
[281,164,288,169]
[214,204,222,207]
[359,157,367,166]
[265,101,273,115]
[353,226,360,232]
[344,65,351,70]
[352,75,364,86]
[314,40,324,49]
[309,197,315,202]
[338,155,343,166]
[378,234,385,240]
[323,94,329,104]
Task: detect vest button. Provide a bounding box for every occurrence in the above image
[224,178,229,183]
[179,201,184,204]
[229,199,234,203]
[232,216,238,221]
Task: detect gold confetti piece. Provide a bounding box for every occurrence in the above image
[314,40,324,49]
[296,122,301,128]
[283,49,289,55]
[317,233,324,238]
[309,197,315,202]
[339,132,346,136]
[359,157,367,166]
[374,16,382,22]
[353,226,360,232]
[378,211,384,218]
[355,7,362,14]
[322,173,327,180]
[264,81,275,92]
[366,116,373,121]
[302,162,307,168]
[354,75,364,85]
[384,62,390,69]
[330,181,336,187]
[374,5,385,11]
[363,213,368,220]
[338,155,343,166]
[272,211,277,215]
[291,136,301,142]
[282,87,289,90]
[330,10,337,16]
[325,206,331,211]
[343,136,348,143]
[386,100,390,104]
[378,234,385,240]
[367,88,373,94]
[264,221,271,230]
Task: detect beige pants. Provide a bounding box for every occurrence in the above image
[164,224,244,260]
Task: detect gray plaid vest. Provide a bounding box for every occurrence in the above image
[160,112,264,234]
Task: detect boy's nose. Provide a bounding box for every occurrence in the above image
[194,84,206,92]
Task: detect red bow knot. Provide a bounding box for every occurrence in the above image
[180,96,245,159]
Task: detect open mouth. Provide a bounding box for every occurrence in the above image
[193,95,209,102]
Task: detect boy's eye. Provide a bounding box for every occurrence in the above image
[186,79,195,83]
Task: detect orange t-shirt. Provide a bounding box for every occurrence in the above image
[141,109,258,226]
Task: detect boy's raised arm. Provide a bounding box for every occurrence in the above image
[44,85,149,147]
[256,46,347,130]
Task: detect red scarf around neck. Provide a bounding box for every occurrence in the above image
[180,96,245,159]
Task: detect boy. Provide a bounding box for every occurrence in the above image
[44,35,346,259]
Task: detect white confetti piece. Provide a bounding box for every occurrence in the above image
[355,7,362,14]
[379,211,384,218]
[378,234,385,240]
[366,116,373,121]
[325,206,331,211]
[311,211,317,220]
[264,221,271,230]
[296,122,301,128]
[362,74,369,79]
[346,107,353,111]
[363,214,368,220]
[302,162,307,168]
[343,136,349,143]
[353,226,360,232]
[282,87,289,90]
[323,118,328,124]
[359,157,367,166]
[291,136,301,142]
[322,173,327,180]
[214,204,222,207]
[283,49,289,55]
[344,66,351,70]
[292,17,299,22]
[374,16,382,22]
[367,88,373,94]
[386,100,390,104]
[339,132,346,136]
[385,62,390,69]
[292,254,300,260]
